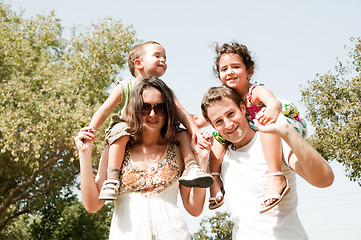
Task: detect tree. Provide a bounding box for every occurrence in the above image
[192,212,233,240]
[301,37,361,185]
[0,2,136,233]
[2,194,113,240]
[29,197,113,240]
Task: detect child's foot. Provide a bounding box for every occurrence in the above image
[260,172,290,214]
[179,164,214,188]
[98,179,120,201]
[208,173,225,210]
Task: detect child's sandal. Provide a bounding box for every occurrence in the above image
[259,172,290,214]
[208,172,225,210]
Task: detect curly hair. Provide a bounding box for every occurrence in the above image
[213,42,255,78]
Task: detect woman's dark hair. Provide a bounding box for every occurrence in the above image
[125,77,180,143]
[214,42,255,78]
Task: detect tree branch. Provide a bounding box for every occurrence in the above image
[0,156,59,220]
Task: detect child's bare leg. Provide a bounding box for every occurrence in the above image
[99,135,130,200]
[177,131,214,188]
[260,132,286,207]
[208,140,226,210]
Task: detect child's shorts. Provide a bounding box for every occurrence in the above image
[105,121,131,145]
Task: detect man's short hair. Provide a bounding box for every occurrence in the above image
[201,86,244,123]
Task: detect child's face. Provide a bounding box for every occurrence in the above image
[140,44,167,78]
[218,53,252,93]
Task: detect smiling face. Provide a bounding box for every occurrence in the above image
[141,87,166,133]
[206,97,254,148]
[218,53,253,96]
[140,43,167,78]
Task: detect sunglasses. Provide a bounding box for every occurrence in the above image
[141,103,166,117]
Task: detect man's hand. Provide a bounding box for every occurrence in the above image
[254,112,290,136]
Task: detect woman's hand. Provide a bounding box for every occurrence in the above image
[74,127,96,152]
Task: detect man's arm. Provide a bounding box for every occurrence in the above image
[254,113,334,188]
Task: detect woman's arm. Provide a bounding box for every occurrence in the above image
[179,134,208,216]
[75,128,107,212]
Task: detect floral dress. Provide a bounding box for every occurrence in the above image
[108,144,190,240]
[213,83,308,145]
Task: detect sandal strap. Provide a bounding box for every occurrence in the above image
[267,172,289,185]
[264,194,281,202]
[209,197,217,202]
[101,179,120,190]
[210,172,220,176]
[267,172,284,177]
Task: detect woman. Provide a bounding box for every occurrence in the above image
[75,77,207,239]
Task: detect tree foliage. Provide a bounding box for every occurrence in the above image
[192,212,233,240]
[2,194,113,240]
[301,37,361,185]
[28,198,112,240]
[0,2,136,233]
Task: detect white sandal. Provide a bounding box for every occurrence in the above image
[208,172,225,210]
[259,172,290,214]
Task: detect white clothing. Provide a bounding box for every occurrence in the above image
[109,182,190,240]
[109,144,190,240]
[221,131,308,240]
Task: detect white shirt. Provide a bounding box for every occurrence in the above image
[221,132,308,240]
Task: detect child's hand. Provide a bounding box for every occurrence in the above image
[75,127,95,151]
[256,104,281,126]
[195,131,213,150]
[254,112,289,135]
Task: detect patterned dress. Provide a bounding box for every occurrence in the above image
[108,144,190,240]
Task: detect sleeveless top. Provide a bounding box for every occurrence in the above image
[119,144,182,197]
[108,144,190,240]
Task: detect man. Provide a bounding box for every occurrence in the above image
[201,86,334,239]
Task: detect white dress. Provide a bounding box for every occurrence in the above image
[108,144,190,240]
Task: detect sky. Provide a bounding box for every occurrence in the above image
[3,0,361,239]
